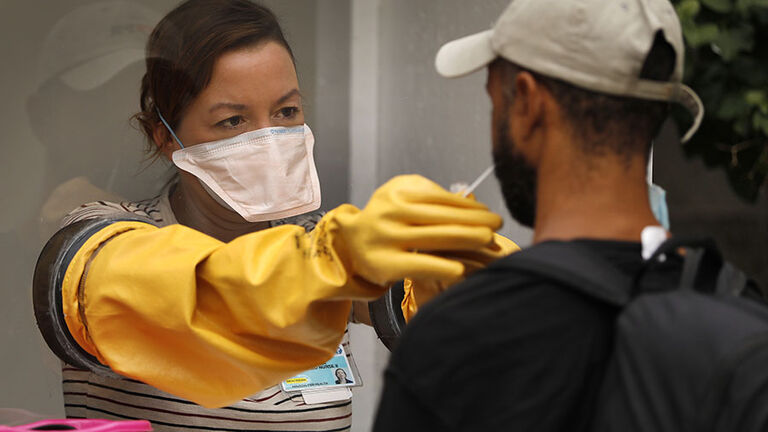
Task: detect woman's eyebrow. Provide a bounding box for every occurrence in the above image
[209,102,248,113]
[272,89,301,108]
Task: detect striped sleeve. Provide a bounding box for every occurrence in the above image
[61,200,157,227]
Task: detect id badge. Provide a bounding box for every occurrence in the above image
[281,344,357,392]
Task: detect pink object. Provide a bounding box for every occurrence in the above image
[0,419,152,431]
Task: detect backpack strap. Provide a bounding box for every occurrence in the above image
[644,236,751,297]
[716,262,749,297]
[496,241,631,307]
[679,247,706,292]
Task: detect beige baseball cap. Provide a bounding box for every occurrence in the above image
[435,0,703,143]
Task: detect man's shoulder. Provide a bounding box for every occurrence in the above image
[398,253,605,345]
[414,244,611,323]
[395,242,624,361]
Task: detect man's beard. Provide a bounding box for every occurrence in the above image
[492,119,537,229]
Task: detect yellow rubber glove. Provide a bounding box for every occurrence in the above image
[401,233,520,322]
[329,175,503,286]
[61,174,502,408]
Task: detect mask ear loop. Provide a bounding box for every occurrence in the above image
[155,107,185,149]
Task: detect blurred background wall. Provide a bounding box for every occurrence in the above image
[1,1,766,431]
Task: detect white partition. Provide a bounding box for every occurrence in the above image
[348,1,533,430]
[0,0,351,418]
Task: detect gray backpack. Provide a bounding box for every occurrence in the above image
[501,238,768,432]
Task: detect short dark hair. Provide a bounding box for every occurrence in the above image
[133,0,294,159]
[497,31,676,162]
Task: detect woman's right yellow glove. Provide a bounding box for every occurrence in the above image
[327,174,504,287]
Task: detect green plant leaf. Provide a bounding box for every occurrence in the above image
[742,0,768,9]
[735,0,768,12]
[717,93,751,120]
[669,0,768,202]
[702,0,734,12]
[753,112,768,135]
[676,0,701,21]
[746,90,768,114]
[711,25,754,61]
[684,23,720,48]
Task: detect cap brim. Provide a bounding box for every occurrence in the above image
[60,48,145,91]
[435,30,496,78]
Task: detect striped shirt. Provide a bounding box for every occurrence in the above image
[61,184,353,432]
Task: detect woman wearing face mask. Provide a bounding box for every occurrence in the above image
[33,0,515,430]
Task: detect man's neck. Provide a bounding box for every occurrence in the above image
[532,153,660,244]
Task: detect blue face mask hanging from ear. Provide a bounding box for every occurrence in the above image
[648,182,670,230]
[647,146,670,230]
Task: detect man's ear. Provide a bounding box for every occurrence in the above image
[152,123,176,161]
[510,71,549,163]
[511,71,546,141]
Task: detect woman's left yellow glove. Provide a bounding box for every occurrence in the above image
[401,233,519,322]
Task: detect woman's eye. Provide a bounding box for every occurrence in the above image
[217,115,246,129]
[277,107,299,119]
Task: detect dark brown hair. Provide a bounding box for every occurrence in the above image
[133,0,294,159]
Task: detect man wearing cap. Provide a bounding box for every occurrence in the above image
[373,0,703,430]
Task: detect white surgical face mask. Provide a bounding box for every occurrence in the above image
[158,111,321,222]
